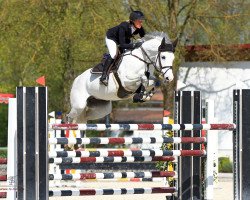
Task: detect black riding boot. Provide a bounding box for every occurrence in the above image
[100,57,114,86]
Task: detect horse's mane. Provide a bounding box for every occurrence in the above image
[143,31,172,44]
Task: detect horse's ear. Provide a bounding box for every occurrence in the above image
[172,38,178,48]
[161,38,166,46]
[158,38,166,52]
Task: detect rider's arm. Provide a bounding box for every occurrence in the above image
[118,26,134,50]
[138,27,145,38]
[133,27,145,38]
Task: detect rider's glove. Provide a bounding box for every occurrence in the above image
[133,42,143,49]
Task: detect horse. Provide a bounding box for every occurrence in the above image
[67,32,176,123]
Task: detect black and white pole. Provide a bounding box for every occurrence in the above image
[16,87,48,200]
[233,89,250,200]
[174,91,202,200]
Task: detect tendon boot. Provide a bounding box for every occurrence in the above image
[133,85,146,103]
[100,57,114,86]
[133,93,145,103]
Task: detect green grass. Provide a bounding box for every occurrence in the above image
[0,148,7,158]
[218,157,232,173]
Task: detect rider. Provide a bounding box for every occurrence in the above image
[100,11,146,86]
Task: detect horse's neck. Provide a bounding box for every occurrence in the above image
[119,49,146,76]
[118,47,157,77]
[142,39,159,55]
[116,49,150,91]
[117,45,159,92]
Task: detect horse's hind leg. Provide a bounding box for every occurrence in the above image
[75,109,88,123]
[67,107,87,123]
[67,97,88,123]
[86,99,112,121]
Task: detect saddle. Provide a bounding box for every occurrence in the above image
[91,53,123,74]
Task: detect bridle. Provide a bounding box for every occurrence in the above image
[154,50,173,76]
[128,45,173,78]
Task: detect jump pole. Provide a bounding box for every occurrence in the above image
[7,98,17,199]
[173,91,203,200]
[16,87,48,200]
[233,89,250,199]
[204,99,217,200]
[14,87,249,200]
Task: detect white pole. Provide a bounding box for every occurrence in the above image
[213,117,219,185]
[48,113,56,175]
[48,116,62,175]
[7,98,17,200]
[163,114,169,187]
[205,99,217,200]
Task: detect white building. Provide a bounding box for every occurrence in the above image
[178,61,250,160]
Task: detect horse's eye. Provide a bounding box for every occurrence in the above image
[161,56,166,59]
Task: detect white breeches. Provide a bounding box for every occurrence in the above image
[105,37,118,59]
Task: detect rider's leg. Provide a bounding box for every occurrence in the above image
[100,37,117,86]
[100,57,114,86]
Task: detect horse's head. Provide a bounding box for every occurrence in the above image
[156,37,176,82]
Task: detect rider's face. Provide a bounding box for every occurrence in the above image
[133,20,143,29]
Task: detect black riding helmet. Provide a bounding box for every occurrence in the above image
[129,11,145,21]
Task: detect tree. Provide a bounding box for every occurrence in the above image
[0,0,126,112]
[0,0,127,140]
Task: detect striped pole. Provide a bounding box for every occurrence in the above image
[93,178,165,182]
[51,123,236,131]
[49,149,206,158]
[0,158,7,164]
[49,187,176,196]
[0,192,6,198]
[49,137,206,145]
[59,163,160,171]
[49,178,165,184]
[0,176,7,181]
[49,156,175,164]
[49,171,176,180]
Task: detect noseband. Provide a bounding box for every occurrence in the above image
[155,52,173,74]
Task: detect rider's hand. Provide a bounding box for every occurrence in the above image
[133,41,143,49]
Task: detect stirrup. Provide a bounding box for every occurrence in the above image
[100,76,108,86]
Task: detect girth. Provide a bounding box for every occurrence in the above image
[113,72,133,99]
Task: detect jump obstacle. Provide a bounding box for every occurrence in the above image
[4,87,250,200]
[49,136,207,145]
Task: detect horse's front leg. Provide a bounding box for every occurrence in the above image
[133,76,156,103]
[133,86,156,103]
[142,87,156,101]
[142,77,157,101]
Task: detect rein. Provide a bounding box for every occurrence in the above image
[122,43,173,84]
[128,47,157,72]
[128,46,171,75]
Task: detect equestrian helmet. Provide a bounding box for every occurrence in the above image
[129,11,145,21]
